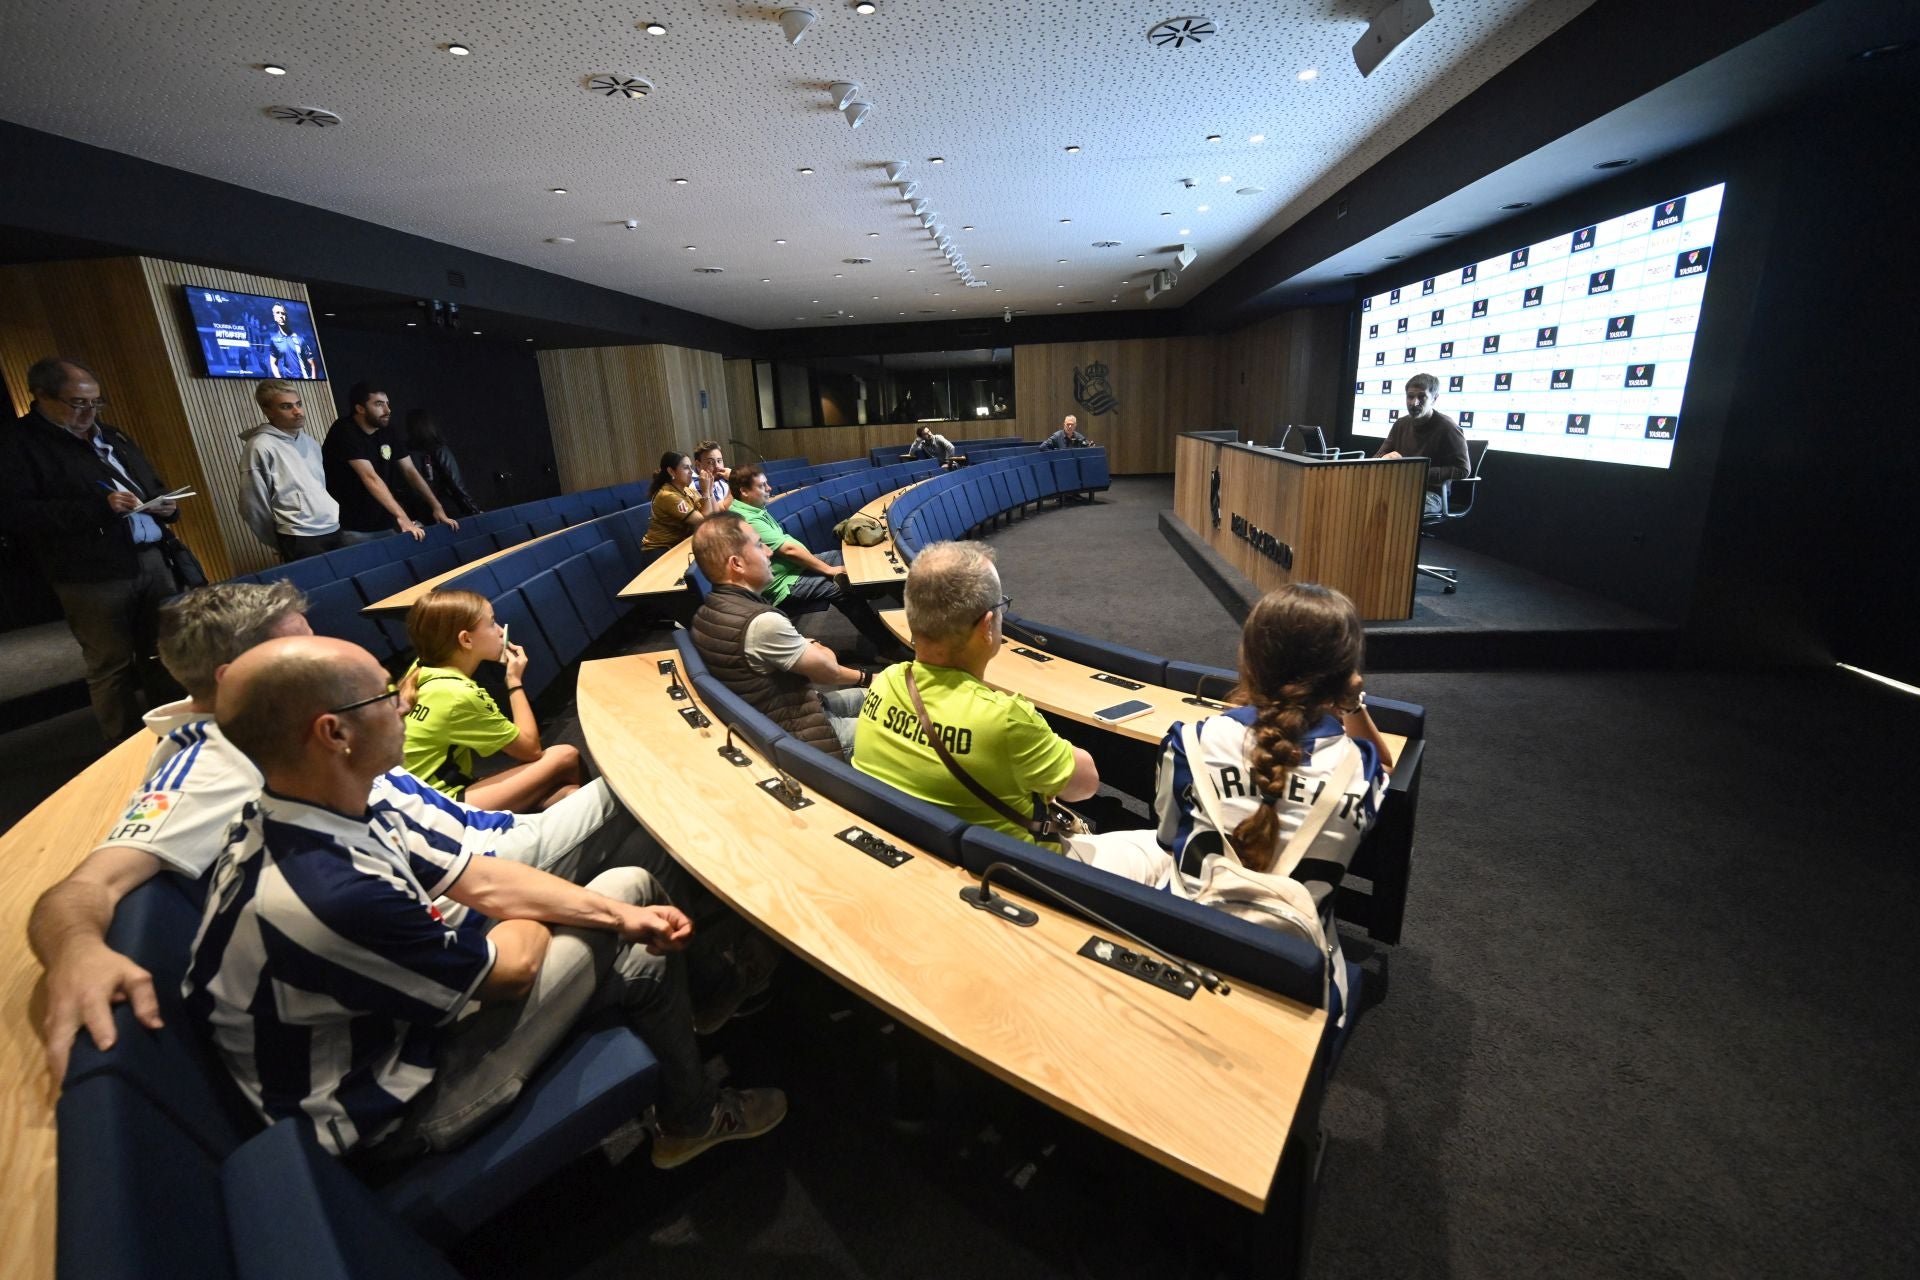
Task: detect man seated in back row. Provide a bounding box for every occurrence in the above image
[185,635,783,1164]
[906,424,957,467]
[853,541,1098,844]
[726,463,907,659]
[690,514,871,760]
[1038,414,1091,449]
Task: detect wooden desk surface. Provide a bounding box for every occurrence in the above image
[0,730,159,1280]
[363,527,570,614]
[839,480,930,587]
[878,609,1407,757]
[619,535,696,599]
[578,654,1323,1211]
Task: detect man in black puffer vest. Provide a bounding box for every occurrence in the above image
[689,513,872,760]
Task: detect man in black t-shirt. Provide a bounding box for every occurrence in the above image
[321,383,459,542]
[1373,373,1470,519]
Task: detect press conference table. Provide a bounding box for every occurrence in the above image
[877,609,1409,758]
[577,653,1325,1212]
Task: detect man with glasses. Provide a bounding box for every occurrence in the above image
[852,541,1097,844]
[0,356,184,739]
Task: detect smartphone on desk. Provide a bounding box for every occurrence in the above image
[1093,699,1155,725]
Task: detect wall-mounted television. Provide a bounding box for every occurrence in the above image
[1347,182,1724,470]
[182,286,328,380]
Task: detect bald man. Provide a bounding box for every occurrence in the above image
[185,636,784,1168]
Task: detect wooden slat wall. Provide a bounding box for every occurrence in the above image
[537,344,735,491]
[1211,306,1348,444]
[1011,335,1219,474]
[137,258,334,577]
[0,257,317,580]
[1172,437,1426,620]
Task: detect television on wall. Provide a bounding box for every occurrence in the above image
[181,286,328,380]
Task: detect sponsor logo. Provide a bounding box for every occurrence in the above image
[1390,287,1401,303]
[1509,247,1530,269]
[1355,380,1365,394]
[379,444,392,460]
[1571,226,1595,252]
[1430,308,1444,326]
[1458,410,1476,428]
[1506,412,1526,431]
[1447,375,1464,393]
[1482,334,1500,353]
[1439,341,1455,359]
[1368,323,1378,338]
[1607,314,1635,340]
[1566,413,1590,434]
[1653,196,1686,229]
[1404,346,1417,362]
[1551,368,1574,389]
[1523,285,1543,307]
[1387,408,1400,421]
[1494,372,1512,391]
[1230,513,1294,569]
[1380,379,1394,393]
[1645,414,1678,440]
[108,790,180,843]
[1588,268,1615,295]
[1675,246,1711,277]
[1461,264,1478,284]
[1361,408,1372,422]
[1422,277,1436,295]
[1625,363,1656,388]
[1375,351,1386,365]
[1536,326,1558,348]
[1396,317,1408,333]
[1361,296,1371,312]
[1472,298,1488,318]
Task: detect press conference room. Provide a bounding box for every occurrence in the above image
[0,2,1915,1278]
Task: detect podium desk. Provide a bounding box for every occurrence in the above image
[1173,434,1428,621]
[578,654,1324,1211]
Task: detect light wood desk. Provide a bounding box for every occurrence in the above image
[839,480,932,587]
[878,609,1408,757]
[618,534,696,600]
[363,527,570,614]
[0,730,161,1280]
[578,653,1325,1211]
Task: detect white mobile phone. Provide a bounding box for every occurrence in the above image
[500,623,510,650]
[1093,699,1155,724]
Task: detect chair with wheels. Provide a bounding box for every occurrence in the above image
[1416,438,1488,594]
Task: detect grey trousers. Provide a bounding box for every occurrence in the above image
[385,866,718,1154]
[53,544,178,741]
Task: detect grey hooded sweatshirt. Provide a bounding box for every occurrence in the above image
[238,422,341,544]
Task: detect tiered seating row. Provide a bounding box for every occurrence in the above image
[867,434,1027,467]
[888,448,1110,558]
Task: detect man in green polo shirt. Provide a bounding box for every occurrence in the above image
[728,463,906,658]
[853,541,1098,844]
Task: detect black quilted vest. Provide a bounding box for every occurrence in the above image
[691,585,843,758]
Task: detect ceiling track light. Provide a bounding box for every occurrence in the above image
[780,8,818,44]
[884,161,908,181]
[829,81,860,111]
[897,180,918,199]
[843,99,872,128]
[909,198,928,215]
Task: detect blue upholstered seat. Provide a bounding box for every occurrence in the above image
[406,543,460,582]
[553,550,619,638]
[1002,614,1167,686]
[771,738,971,865]
[489,588,560,698]
[307,579,400,661]
[257,555,335,592]
[519,570,590,666]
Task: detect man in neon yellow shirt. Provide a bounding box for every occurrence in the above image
[852,541,1098,843]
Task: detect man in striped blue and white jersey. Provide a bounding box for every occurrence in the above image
[186,634,783,1164]
[30,582,678,1087]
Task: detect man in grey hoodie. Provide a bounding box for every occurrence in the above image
[239,380,344,561]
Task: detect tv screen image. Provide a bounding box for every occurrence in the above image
[182,286,327,381]
[1348,183,1724,470]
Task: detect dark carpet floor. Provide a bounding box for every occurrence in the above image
[6,477,1917,1278]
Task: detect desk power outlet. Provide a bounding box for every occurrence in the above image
[1077,936,1198,1000]
[836,825,913,868]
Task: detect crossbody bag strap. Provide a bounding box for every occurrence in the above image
[1181,718,1360,877]
[904,666,1049,839]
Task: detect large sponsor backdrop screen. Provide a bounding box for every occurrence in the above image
[182,286,328,381]
[1348,183,1724,470]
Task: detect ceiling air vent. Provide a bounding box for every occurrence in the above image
[693,267,725,274]
[583,73,653,99]
[842,257,873,265]
[266,105,341,127]
[1091,241,1122,249]
[1147,16,1215,49]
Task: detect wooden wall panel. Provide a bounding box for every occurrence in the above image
[0,257,320,580]
[1211,306,1348,446]
[1011,335,1218,474]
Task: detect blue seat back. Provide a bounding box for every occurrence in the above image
[322,537,400,580]
[1164,660,1239,700]
[585,540,630,596]
[1014,465,1041,507]
[526,512,565,537]
[258,556,334,592]
[352,560,414,608]
[450,532,497,564]
[442,561,503,600]
[1002,614,1167,686]
[519,571,590,666]
[553,551,619,639]
[307,579,399,660]
[406,544,460,582]
[489,589,559,698]
[770,738,969,864]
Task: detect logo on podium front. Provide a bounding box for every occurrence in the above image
[1072,361,1118,416]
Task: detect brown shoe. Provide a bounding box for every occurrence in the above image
[651,1087,787,1170]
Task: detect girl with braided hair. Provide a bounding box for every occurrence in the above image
[1067,583,1393,926]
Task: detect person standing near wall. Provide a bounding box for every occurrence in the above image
[238,380,343,561]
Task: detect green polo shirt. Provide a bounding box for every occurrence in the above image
[851,660,1076,844]
[733,500,805,604]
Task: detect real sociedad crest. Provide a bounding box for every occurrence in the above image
[1073,361,1119,416]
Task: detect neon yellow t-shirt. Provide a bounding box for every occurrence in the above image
[851,660,1075,844]
[402,666,519,798]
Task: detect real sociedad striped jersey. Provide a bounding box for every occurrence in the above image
[182,790,496,1154]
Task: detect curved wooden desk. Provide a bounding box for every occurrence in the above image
[618,535,696,600]
[0,730,160,1280]
[363,527,570,614]
[578,653,1323,1211]
[839,480,931,587]
[877,608,1408,756]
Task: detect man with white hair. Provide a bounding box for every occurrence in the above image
[852,541,1097,843]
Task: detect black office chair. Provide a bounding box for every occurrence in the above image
[1281,424,1366,460]
[1416,438,1488,593]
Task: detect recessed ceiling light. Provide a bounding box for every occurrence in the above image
[1235,187,1263,195]
[1342,271,1364,278]
[774,238,787,244]
[1384,254,1402,261]
[1430,232,1457,239]
[1136,254,1145,259]
[932,292,940,296]
[962,225,974,231]
[1057,258,1067,264]
[323,311,335,316]
[1196,205,1209,212]
[798,166,814,175]
[1064,145,1081,154]
[872,295,880,300]
[1592,158,1636,169]
[262,64,287,76]
[867,231,880,237]
[1852,40,1916,61]
[671,177,688,185]
[981,264,991,268]
[928,156,945,164]
[761,278,771,283]
[1179,228,1190,235]
[685,245,697,251]
[472,330,482,335]
[446,44,471,56]
[525,338,534,342]
[855,2,878,14]
[1057,284,1065,288]
[834,273,843,278]
[548,187,568,195]
[1249,133,1265,143]
[406,321,417,326]
[1500,201,1532,209]
[907,268,916,273]
[643,21,667,36]
[812,299,820,303]
[1297,68,1318,81]
[993,289,1002,293]
[544,236,575,243]
[1205,134,1222,143]
[1218,175,1232,182]
[1059,218,1071,224]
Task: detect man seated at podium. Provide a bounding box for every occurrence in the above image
[689,513,871,760]
[852,541,1098,844]
[1372,373,1469,517]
